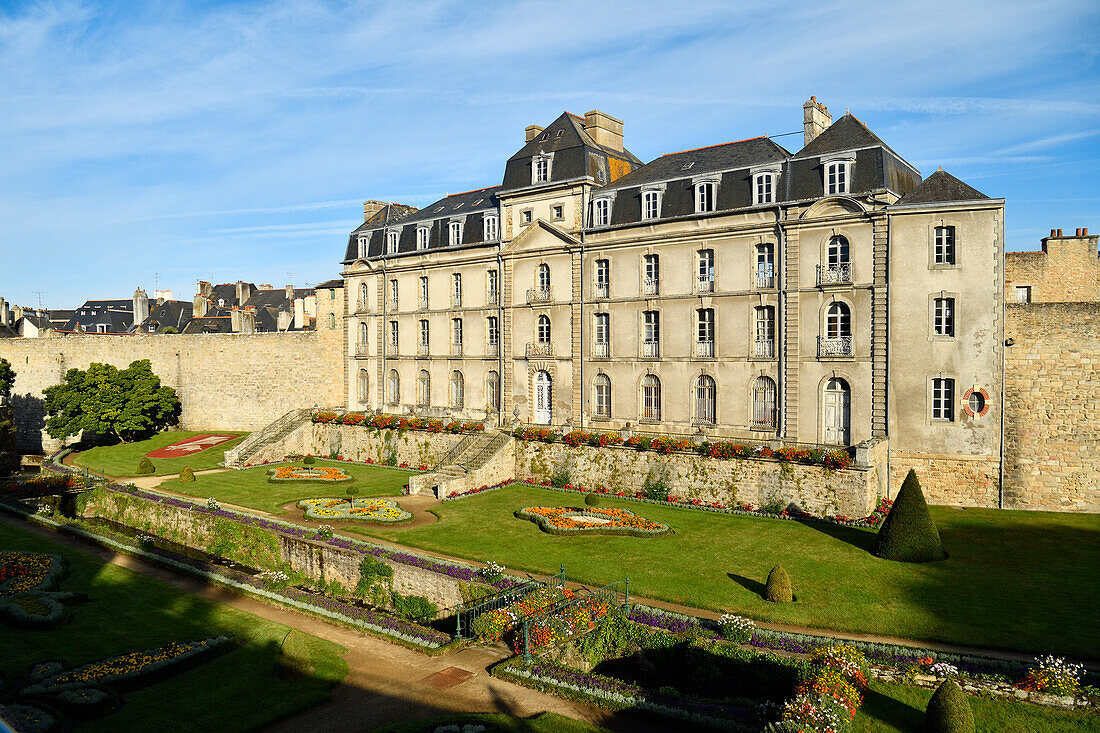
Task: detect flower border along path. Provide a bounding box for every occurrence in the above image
[298,498,413,523]
[514,506,671,537]
[270,466,354,483]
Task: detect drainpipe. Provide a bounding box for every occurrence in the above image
[497,200,505,428]
[380,206,390,412]
[998,212,1006,509]
[885,211,892,498]
[579,185,587,430]
[775,205,786,441]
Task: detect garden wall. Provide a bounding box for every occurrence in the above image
[82,487,462,609]
[244,422,465,468]
[0,331,343,453]
[514,441,881,518]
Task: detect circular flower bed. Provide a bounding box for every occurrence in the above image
[268,466,353,483]
[297,498,412,523]
[515,507,671,537]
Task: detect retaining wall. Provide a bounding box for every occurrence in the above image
[244,422,465,468]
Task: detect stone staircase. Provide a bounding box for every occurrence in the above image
[409,431,514,499]
[223,407,314,468]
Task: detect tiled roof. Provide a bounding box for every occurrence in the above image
[896,169,990,205]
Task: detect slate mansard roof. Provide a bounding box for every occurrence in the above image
[896,169,989,206]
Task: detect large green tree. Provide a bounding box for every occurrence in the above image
[0,357,17,476]
[0,357,14,400]
[43,359,181,443]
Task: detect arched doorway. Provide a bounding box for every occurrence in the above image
[534,371,552,424]
[823,377,851,444]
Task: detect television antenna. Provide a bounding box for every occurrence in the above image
[32,291,45,310]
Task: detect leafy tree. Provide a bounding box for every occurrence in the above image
[43,359,181,443]
[924,678,975,733]
[0,408,17,476]
[0,357,15,400]
[875,469,945,563]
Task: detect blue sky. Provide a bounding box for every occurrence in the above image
[1,0,1097,309]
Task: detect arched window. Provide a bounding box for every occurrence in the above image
[694,375,716,424]
[357,369,370,403]
[823,378,851,444]
[827,235,850,266]
[328,313,336,329]
[537,315,551,343]
[537,263,551,292]
[387,369,400,405]
[360,282,369,307]
[641,375,661,420]
[594,374,611,418]
[359,321,369,343]
[752,376,777,429]
[450,371,464,409]
[487,371,500,412]
[534,370,552,424]
[417,370,430,407]
[826,302,851,338]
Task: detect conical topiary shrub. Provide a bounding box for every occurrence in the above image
[179,466,195,483]
[924,678,975,733]
[875,469,945,563]
[764,565,793,603]
[137,457,155,475]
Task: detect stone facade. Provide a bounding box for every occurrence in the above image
[1005,229,1099,304]
[1003,303,1100,512]
[0,330,343,452]
[244,421,465,468]
[888,453,1000,508]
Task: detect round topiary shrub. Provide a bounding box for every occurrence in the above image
[924,678,975,733]
[346,486,359,497]
[584,493,600,507]
[764,565,793,603]
[875,469,946,563]
[178,466,195,483]
[136,457,155,475]
[303,455,315,466]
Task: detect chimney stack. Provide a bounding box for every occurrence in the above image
[132,288,149,327]
[0,297,8,327]
[363,200,386,222]
[285,284,295,301]
[235,280,252,306]
[525,125,544,143]
[583,110,624,152]
[293,297,306,329]
[196,280,213,298]
[803,96,832,147]
[230,306,255,334]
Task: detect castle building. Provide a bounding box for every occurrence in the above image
[341,99,1005,490]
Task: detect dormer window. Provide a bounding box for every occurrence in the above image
[641,189,661,221]
[592,198,611,227]
[357,235,367,258]
[533,156,551,184]
[824,158,853,195]
[416,226,429,250]
[449,220,463,246]
[386,230,399,254]
[483,214,499,242]
[694,180,717,213]
[753,172,776,205]
[681,161,695,171]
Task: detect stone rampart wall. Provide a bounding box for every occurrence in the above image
[0,331,343,452]
[1004,303,1100,512]
[889,452,1001,508]
[513,442,880,517]
[245,422,465,468]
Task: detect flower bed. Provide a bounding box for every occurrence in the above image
[513,595,611,654]
[471,586,574,642]
[774,646,868,732]
[312,411,487,435]
[515,428,852,470]
[0,551,75,630]
[514,506,671,537]
[267,466,353,483]
[297,498,412,523]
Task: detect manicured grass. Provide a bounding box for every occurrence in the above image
[72,431,248,477]
[0,520,348,733]
[371,712,610,732]
[354,485,1100,657]
[155,459,411,514]
[854,681,1100,732]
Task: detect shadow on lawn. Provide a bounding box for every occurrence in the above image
[727,572,766,596]
[793,517,878,553]
[858,685,924,732]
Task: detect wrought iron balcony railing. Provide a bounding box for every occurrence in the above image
[817,336,853,357]
[816,263,852,286]
[753,339,775,358]
[526,341,554,358]
[527,288,552,304]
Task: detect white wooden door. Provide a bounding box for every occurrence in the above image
[534,371,552,424]
[823,378,850,444]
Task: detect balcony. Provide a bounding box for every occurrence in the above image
[487,290,499,306]
[642,277,659,296]
[451,294,462,308]
[451,342,463,357]
[355,343,371,357]
[696,276,714,293]
[418,342,430,357]
[818,336,853,358]
[526,341,554,358]
[418,295,429,310]
[816,263,852,286]
[750,410,778,431]
[753,339,775,358]
[594,283,609,299]
[387,298,398,311]
[755,271,775,289]
[642,341,660,358]
[593,341,609,358]
[486,342,499,357]
[355,298,370,314]
[527,287,552,304]
[695,340,715,358]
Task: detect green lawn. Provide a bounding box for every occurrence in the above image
[371,712,610,732]
[353,485,1100,658]
[155,458,412,514]
[855,681,1100,732]
[72,431,248,477]
[0,520,348,732]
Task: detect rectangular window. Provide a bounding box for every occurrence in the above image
[449,221,463,246]
[534,157,549,182]
[487,316,499,346]
[389,320,398,348]
[388,279,398,309]
[386,231,399,254]
[419,277,429,309]
[487,269,499,303]
[594,259,610,297]
[594,379,611,418]
[594,313,609,357]
[552,204,563,220]
[419,320,429,346]
[642,190,660,220]
[754,173,774,205]
[593,198,610,226]
[932,378,955,421]
[826,161,849,195]
[1015,286,1032,304]
[756,243,775,288]
[697,249,714,291]
[452,273,462,306]
[483,215,498,242]
[452,318,463,345]
[416,227,429,250]
[934,226,956,265]
[695,181,716,213]
[358,236,367,258]
[643,310,660,357]
[643,254,659,295]
[521,209,532,225]
[933,297,955,337]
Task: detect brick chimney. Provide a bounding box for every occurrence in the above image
[235,280,252,306]
[285,284,295,301]
[230,306,255,334]
[132,288,149,327]
[803,96,832,146]
[525,125,544,143]
[196,280,213,298]
[583,110,624,152]
[363,200,386,222]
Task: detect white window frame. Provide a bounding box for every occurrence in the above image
[932,377,955,422]
[693,179,718,213]
[594,258,610,296]
[753,171,776,205]
[537,263,551,292]
[386,230,399,254]
[934,226,956,265]
[416,226,430,250]
[452,317,463,346]
[694,375,716,424]
[823,156,853,195]
[594,374,612,418]
[452,273,462,305]
[487,316,499,346]
[537,314,552,344]
[450,370,464,409]
[483,214,499,242]
[388,320,398,349]
[387,369,400,405]
[593,197,611,227]
[933,297,955,337]
[358,235,368,258]
[641,188,662,221]
[533,156,551,183]
[487,269,499,303]
[419,319,430,347]
[698,249,715,288]
[448,220,463,246]
[641,374,661,420]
